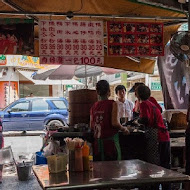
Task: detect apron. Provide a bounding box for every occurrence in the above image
[144,106,160,165]
[145,127,160,165]
[94,133,121,161]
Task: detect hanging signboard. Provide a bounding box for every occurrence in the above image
[0,55,6,65]
[151,82,161,91]
[107,21,164,57]
[0,81,18,109]
[0,18,34,56]
[6,55,41,68]
[39,20,104,65]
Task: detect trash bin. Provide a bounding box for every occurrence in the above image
[16,162,32,181]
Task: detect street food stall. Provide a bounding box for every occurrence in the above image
[0,0,190,189]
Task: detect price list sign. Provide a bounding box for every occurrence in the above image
[39,20,104,65]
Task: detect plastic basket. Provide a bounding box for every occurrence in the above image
[47,154,67,173]
[35,151,47,165]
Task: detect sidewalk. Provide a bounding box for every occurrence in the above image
[4,131,44,160]
[0,133,44,189]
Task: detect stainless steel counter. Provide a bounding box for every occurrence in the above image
[51,130,144,141]
[51,131,146,160]
[33,159,189,190]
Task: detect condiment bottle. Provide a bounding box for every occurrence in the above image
[89,155,93,171]
[82,141,90,171]
[75,145,83,172]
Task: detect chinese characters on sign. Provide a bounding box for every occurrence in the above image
[39,20,104,65]
[107,21,164,57]
[0,81,18,109]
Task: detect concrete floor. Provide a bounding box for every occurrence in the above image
[1,134,44,190]
[0,171,42,190]
[4,134,43,160]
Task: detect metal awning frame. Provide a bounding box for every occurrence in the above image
[0,11,187,21]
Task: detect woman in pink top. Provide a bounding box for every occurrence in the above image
[129,82,162,119]
[136,85,170,190]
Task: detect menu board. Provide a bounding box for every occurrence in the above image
[107,21,164,57]
[39,20,104,65]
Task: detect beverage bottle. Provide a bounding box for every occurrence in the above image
[82,141,90,171]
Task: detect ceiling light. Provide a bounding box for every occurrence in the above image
[66,11,73,20]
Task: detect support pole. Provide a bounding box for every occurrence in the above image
[85,65,87,89]
[189,1,190,30]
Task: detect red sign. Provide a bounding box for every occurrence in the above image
[107,21,164,57]
[40,56,104,65]
[0,81,18,109]
[39,20,104,65]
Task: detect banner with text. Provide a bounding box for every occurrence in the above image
[0,81,18,109]
[107,21,164,57]
[158,45,189,109]
[39,20,104,65]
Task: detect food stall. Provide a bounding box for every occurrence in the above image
[0,0,190,189]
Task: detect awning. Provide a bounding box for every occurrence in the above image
[17,69,84,86]
[34,78,84,86]
[32,65,122,80]
[17,69,36,83]
[109,80,122,85]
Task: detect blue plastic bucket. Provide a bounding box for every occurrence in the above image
[35,151,47,165]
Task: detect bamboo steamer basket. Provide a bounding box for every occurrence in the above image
[169,112,187,130]
[69,89,97,126]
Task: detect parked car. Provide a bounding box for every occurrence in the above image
[0,97,69,131]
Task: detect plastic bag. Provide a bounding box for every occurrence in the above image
[43,141,60,157]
